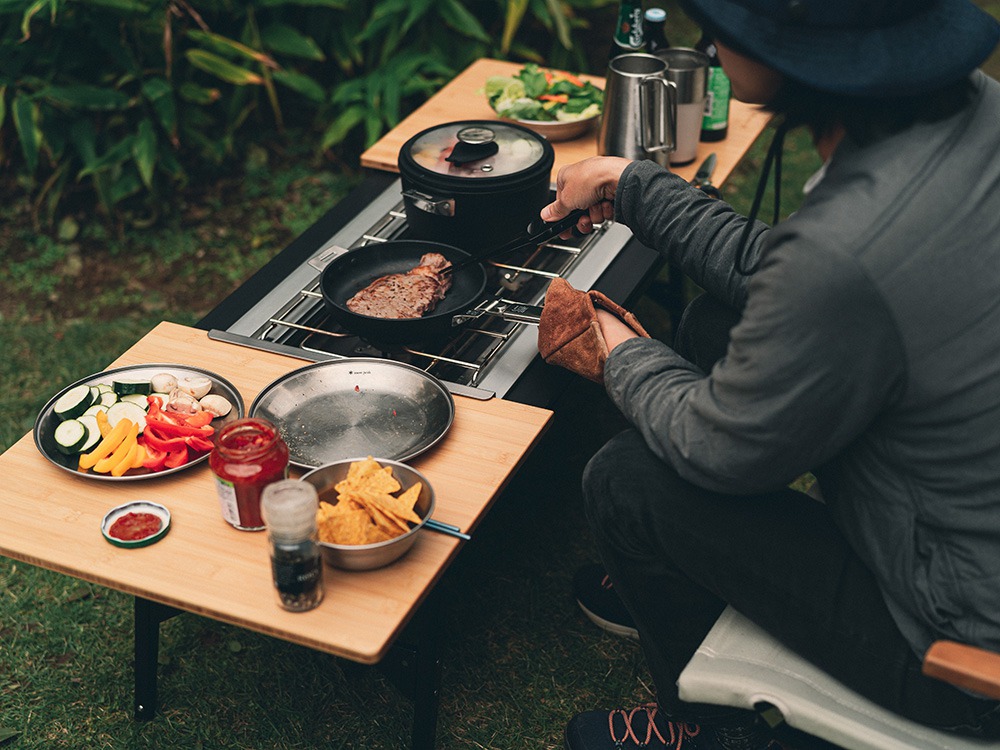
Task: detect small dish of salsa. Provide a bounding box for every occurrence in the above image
[101,501,171,548]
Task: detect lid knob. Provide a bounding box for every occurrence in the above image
[447,126,500,165]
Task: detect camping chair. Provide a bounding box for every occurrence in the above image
[676,607,1000,750]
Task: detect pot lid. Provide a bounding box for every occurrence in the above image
[405,122,548,179]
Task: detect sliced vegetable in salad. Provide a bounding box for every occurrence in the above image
[484,63,603,123]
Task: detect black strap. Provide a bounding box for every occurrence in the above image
[734,118,790,276]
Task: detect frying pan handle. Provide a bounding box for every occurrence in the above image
[451,300,543,327]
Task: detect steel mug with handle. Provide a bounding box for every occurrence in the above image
[597,53,677,168]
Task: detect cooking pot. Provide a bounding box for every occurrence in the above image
[398,120,555,252]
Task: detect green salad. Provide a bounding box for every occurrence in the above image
[484,63,603,123]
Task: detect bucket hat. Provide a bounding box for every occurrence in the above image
[679,0,1000,97]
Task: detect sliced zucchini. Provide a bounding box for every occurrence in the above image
[77,414,102,453]
[89,385,102,404]
[54,418,90,455]
[83,403,109,417]
[95,383,114,393]
[99,390,119,407]
[120,393,151,409]
[53,384,96,421]
[112,378,152,396]
[107,401,147,434]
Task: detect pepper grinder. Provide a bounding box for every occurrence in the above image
[260,479,324,612]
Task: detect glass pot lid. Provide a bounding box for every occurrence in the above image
[405,121,548,179]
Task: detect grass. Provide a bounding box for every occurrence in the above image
[3,5,1000,746]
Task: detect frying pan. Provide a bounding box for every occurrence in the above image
[320,239,512,344]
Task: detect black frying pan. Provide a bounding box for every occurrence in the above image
[320,239,495,344]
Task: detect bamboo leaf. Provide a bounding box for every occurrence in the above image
[256,0,346,6]
[84,0,151,12]
[271,70,325,103]
[12,93,38,173]
[20,0,48,40]
[178,82,221,105]
[440,0,491,43]
[501,0,530,54]
[260,23,325,61]
[108,169,141,205]
[320,104,366,149]
[184,50,265,86]
[186,30,277,68]
[141,77,177,136]
[133,118,157,188]
[37,84,129,110]
[545,0,572,49]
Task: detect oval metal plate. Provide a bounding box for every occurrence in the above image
[249,359,455,470]
[33,363,245,482]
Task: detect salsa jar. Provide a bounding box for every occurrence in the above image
[209,417,289,531]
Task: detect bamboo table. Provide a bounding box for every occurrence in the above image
[0,322,552,748]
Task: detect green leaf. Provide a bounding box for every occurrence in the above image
[0,728,21,742]
[108,169,141,205]
[440,0,490,43]
[12,93,38,173]
[185,50,264,86]
[545,0,572,49]
[271,70,325,103]
[186,30,277,67]
[141,77,177,136]
[37,84,129,110]
[256,0,346,6]
[260,23,325,61]
[501,0,529,54]
[178,82,221,105]
[133,118,156,188]
[84,0,151,12]
[0,85,6,130]
[320,104,366,149]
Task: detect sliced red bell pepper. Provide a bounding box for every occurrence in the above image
[164,447,190,469]
[142,445,168,472]
[145,416,214,438]
[185,410,214,428]
[185,435,215,453]
[141,427,188,453]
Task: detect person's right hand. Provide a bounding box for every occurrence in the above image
[540,156,633,236]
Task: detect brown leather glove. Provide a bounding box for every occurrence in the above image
[537,278,650,383]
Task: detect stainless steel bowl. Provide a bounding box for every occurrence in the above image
[300,458,435,571]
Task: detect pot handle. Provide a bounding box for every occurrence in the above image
[451,299,543,327]
[402,189,456,218]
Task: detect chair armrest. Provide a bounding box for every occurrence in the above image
[923,640,1000,700]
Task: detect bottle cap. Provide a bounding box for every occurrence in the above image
[644,7,666,22]
[261,480,318,540]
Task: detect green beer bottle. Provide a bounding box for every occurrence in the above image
[609,0,644,60]
[696,32,731,141]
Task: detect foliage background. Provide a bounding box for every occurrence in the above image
[1,1,999,748]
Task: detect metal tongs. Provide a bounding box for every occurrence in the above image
[441,208,588,277]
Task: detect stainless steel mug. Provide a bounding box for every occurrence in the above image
[597,53,677,168]
[655,48,709,165]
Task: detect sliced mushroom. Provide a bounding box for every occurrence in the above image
[176,375,213,399]
[199,394,233,418]
[150,372,178,393]
[165,387,201,415]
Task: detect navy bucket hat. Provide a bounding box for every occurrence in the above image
[679,0,1000,97]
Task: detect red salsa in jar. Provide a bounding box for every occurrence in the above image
[109,512,162,541]
[209,417,289,531]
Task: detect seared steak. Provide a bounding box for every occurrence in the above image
[346,252,454,319]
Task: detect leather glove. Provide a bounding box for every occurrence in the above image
[537,277,650,384]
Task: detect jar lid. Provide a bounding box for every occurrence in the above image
[261,479,318,539]
[402,121,549,179]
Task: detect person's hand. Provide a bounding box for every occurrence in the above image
[540,156,633,236]
[596,309,639,353]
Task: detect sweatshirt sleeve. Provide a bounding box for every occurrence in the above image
[615,159,771,311]
[603,231,907,494]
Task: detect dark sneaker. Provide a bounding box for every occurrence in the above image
[564,704,786,750]
[564,704,703,749]
[573,563,639,639]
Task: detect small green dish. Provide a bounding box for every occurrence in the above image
[101,501,171,548]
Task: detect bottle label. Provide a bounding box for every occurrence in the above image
[214,477,241,527]
[703,67,731,131]
[272,554,322,596]
[614,3,644,49]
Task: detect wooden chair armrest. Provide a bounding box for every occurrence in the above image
[923,640,1000,700]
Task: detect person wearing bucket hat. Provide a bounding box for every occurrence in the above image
[535,1,1000,749]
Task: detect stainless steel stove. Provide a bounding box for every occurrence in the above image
[207,176,637,401]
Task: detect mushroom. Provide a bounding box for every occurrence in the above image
[150,372,178,393]
[165,387,201,415]
[199,394,233,418]
[176,375,213,399]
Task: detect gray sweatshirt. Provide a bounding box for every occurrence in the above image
[605,71,1000,656]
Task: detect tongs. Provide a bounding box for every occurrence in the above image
[442,208,588,277]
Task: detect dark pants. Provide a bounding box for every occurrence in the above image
[583,294,1000,738]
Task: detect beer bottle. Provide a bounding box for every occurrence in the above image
[696,32,731,141]
[609,0,644,60]
[644,8,671,57]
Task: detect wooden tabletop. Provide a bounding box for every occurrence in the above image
[0,322,551,664]
[361,58,773,186]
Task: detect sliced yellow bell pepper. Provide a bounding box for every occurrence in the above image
[111,442,139,477]
[79,419,131,470]
[131,443,146,469]
[96,409,112,438]
[94,421,138,474]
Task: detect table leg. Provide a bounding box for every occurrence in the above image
[134,596,181,721]
[378,592,442,749]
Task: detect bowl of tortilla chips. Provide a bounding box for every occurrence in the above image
[301,456,435,571]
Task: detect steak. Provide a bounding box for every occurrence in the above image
[346,252,454,319]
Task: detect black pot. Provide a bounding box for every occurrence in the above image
[397,120,555,252]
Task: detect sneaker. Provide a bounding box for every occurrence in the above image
[573,563,639,639]
[564,705,786,750]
